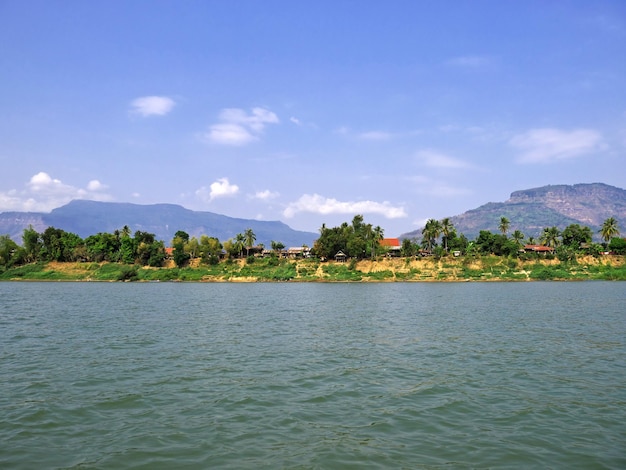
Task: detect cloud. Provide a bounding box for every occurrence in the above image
[0,172,113,212]
[290,116,301,125]
[416,150,471,169]
[195,177,240,202]
[130,96,175,117]
[205,107,279,145]
[283,194,407,219]
[86,180,108,191]
[510,128,604,163]
[253,189,279,200]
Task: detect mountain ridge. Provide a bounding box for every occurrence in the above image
[0,200,318,248]
[400,183,626,241]
[1,183,624,247]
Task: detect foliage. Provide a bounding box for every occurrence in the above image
[474,231,519,257]
[540,226,561,248]
[561,224,592,248]
[599,217,620,244]
[608,237,626,255]
[313,215,382,260]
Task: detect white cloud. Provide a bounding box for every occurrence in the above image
[290,116,301,125]
[416,150,471,169]
[130,96,175,117]
[87,180,107,191]
[510,128,604,163]
[0,172,113,212]
[283,194,407,219]
[195,177,240,202]
[205,107,279,146]
[254,189,279,200]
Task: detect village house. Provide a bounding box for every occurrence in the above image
[379,238,402,257]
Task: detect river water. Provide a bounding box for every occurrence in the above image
[1,281,624,469]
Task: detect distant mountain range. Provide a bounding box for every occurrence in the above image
[2,183,624,247]
[0,200,318,248]
[400,183,626,241]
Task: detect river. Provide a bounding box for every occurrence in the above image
[1,282,624,469]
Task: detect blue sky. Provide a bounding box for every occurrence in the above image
[1,1,625,237]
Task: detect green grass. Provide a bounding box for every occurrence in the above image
[1,256,625,282]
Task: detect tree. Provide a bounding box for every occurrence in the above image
[40,227,65,261]
[234,233,245,258]
[199,235,222,264]
[172,232,190,267]
[541,226,561,248]
[271,240,285,257]
[401,238,416,257]
[599,217,620,244]
[421,219,442,252]
[608,237,626,255]
[85,232,120,262]
[0,235,21,267]
[244,228,256,257]
[512,229,525,247]
[440,218,455,252]
[499,217,510,237]
[22,225,42,262]
[370,225,384,259]
[174,230,190,243]
[561,224,592,249]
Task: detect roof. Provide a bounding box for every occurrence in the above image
[379,238,401,248]
[523,244,555,252]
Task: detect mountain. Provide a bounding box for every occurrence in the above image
[400,183,626,241]
[0,200,318,248]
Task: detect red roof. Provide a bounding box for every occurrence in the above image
[379,238,401,247]
[524,244,554,252]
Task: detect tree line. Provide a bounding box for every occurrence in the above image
[0,225,287,270]
[0,215,623,270]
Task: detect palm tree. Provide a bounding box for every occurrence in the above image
[234,233,245,258]
[422,218,442,252]
[599,217,620,244]
[541,226,561,248]
[499,217,510,237]
[244,228,256,257]
[371,225,384,259]
[512,229,525,247]
[440,218,454,252]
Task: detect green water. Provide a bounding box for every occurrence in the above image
[1,282,624,469]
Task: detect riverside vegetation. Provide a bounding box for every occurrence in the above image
[0,215,624,282]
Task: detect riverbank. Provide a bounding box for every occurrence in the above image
[1,255,625,282]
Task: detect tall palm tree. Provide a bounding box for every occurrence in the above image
[422,218,442,252]
[599,217,620,244]
[235,233,245,258]
[541,226,561,248]
[440,218,454,252]
[371,225,384,259]
[499,217,510,237]
[244,228,256,257]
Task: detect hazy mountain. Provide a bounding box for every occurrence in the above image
[0,200,317,248]
[400,183,626,241]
